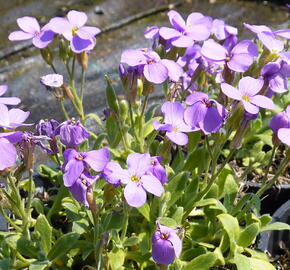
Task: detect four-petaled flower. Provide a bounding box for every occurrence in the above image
[48,10,101,53]
[221,77,274,114]
[9,17,54,48]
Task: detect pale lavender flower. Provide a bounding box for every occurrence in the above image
[9,17,54,48]
[48,10,101,53]
[261,61,290,94]
[121,48,183,84]
[153,102,193,146]
[0,85,21,106]
[148,156,167,184]
[40,74,64,90]
[184,92,227,134]
[54,120,90,147]
[62,148,109,187]
[159,10,212,48]
[211,19,238,41]
[105,153,164,207]
[0,132,23,170]
[221,77,274,114]
[0,104,32,130]
[152,224,182,265]
[243,23,290,52]
[201,39,258,72]
[278,128,290,146]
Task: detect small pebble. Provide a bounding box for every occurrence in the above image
[94,6,104,15]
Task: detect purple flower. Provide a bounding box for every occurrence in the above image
[0,132,22,170]
[184,92,227,134]
[54,120,90,147]
[278,128,290,146]
[211,19,237,41]
[0,104,31,130]
[121,48,183,84]
[243,23,290,52]
[40,74,64,90]
[9,17,54,49]
[152,224,182,265]
[154,102,192,146]
[103,161,128,187]
[148,156,167,184]
[221,77,274,114]
[0,85,21,106]
[36,119,60,138]
[105,153,164,207]
[69,172,100,207]
[159,10,212,48]
[62,148,109,187]
[270,105,290,135]
[261,61,290,94]
[48,10,101,53]
[201,39,258,73]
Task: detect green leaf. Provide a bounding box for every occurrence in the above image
[145,103,160,122]
[183,252,217,270]
[93,134,106,149]
[72,219,89,234]
[108,248,125,270]
[0,258,10,270]
[32,198,44,215]
[159,217,177,228]
[260,222,290,232]
[195,199,227,213]
[172,207,184,224]
[29,261,50,270]
[183,148,209,174]
[166,172,187,208]
[223,174,238,211]
[237,223,259,247]
[123,236,140,247]
[187,131,201,153]
[106,115,122,147]
[17,238,38,258]
[137,203,150,222]
[35,214,52,255]
[234,254,251,270]
[102,212,124,231]
[47,233,79,261]
[259,214,272,227]
[217,214,239,241]
[249,257,276,270]
[105,75,119,115]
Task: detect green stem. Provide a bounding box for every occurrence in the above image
[0,205,22,232]
[92,211,100,268]
[121,202,130,242]
[59,100,69,120]
[80,67,85,102]
[50,63,58,73]
[257,154,290,198]
[262,146,277,182]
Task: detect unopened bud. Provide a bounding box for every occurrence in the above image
[137,78,143,97]
[104,183,115,202]
[105,75,120,116]
[59,39,69,61]
[77,51,88,69]
[86,188,97,213]
[40,47,53,66]
[62,84,74,100]
[119,99,129,121]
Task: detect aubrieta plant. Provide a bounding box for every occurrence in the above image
[0,8,290,270]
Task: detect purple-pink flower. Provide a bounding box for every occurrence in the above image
[201,39,258,73]
[69,172,100,207]
[9,17,54,48]
[0,85,21,106]
[184,92,227,134]
[0,104,31,130]
[120,48,183,84]
[221,77,274,114]
[152,223,182,265]
[244,23,290,52]
[159,10,212,48]
[48,10,101,53]
[105,153,164,207]
[154,102,192,146]
[62,148,109,187]
[54,120,90,147]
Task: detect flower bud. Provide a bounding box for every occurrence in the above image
[137,78,143,97]
[105,75,120,116]
[40,47,53,66]
[86,187,96,213]
[62,84,74,100]
[59,39,70,61]
[119,99,129,121]
[77,51,88,69]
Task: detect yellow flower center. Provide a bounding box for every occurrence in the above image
[75,154,84,161]
[72,27,79,36]
[242,94,250,102]
[82,179,87,185]
[161,233,169,240]
[173,126,178,132]
[130,174,140,183]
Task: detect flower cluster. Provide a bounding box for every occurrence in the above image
[9,10,101,53]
